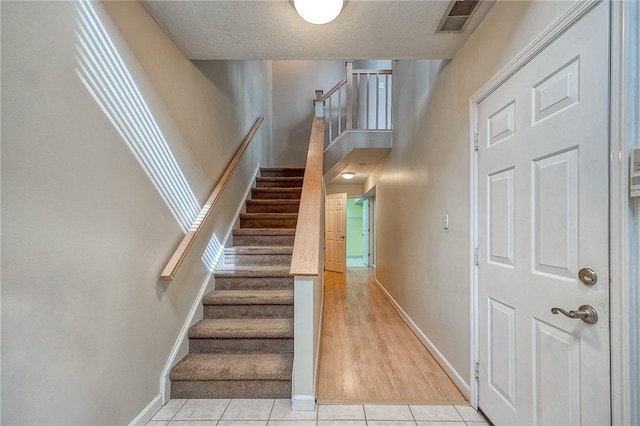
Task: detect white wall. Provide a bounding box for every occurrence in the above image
[367,1,577,387]
[1,1,273,424]
[272,60,345,167]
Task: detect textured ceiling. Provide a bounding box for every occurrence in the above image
[141,1,494,60]
[325,148,391,185]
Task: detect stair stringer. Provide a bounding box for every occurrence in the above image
[159,163,261,404]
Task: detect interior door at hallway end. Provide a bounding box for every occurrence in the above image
[477,3,610,425]
[325,193,346,273]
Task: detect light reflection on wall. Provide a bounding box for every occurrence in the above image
[75,0,221,271]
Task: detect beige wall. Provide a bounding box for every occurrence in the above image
[326,183,363,198]
[272,60,345,167]
[1,1,273,424]
[367,1,577,388]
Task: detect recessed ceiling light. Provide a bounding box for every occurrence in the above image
[341,172,356,180]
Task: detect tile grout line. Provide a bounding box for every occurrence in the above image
[218,398,232,423]
[169,398,187,423]
[266,399,275,424]
[408,403,417,423]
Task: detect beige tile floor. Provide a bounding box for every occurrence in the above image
[147,399,490,426]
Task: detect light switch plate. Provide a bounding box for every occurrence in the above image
[443,214,449,229]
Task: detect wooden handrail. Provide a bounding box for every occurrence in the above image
[319,79,346,101]
[161,116,264,282]
[290,117,325,276]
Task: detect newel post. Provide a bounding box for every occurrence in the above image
[314,90,324,118]
[345,61,353,130]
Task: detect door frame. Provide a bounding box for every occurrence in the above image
[361,198,370,266]
[364,187,377,269]
[468,1,639,423]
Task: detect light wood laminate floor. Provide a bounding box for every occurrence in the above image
[317,268,467,404]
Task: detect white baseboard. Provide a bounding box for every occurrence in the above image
[221,163,261,252]
[374,278,470,398]
[129,394,162,426]
[160,270,212,403]
[292,394,316,411]
[159,163,261,403]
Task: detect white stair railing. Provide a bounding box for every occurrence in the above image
[314,61,392,147]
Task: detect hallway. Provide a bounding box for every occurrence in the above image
[317,268,467,403]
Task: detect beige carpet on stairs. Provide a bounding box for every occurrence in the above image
[169,168,304,399]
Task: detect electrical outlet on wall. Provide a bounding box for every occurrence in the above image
[443,213,449,229]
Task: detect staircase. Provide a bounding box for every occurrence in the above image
[170,167,304,399]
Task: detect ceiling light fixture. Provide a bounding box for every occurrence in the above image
[294,0,344,25]
[341,172,356,180]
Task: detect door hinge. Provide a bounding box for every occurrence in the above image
[474,133,479,151]
[475,362,480,380]
[474,247,479,266]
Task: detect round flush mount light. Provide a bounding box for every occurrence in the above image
[341,172,356,180]
[294,0,344,25]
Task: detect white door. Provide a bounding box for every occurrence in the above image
[362,198,370,266]
[325,193,346,273]
[477,4,610,425]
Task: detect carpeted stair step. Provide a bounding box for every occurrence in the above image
[240,213,298,229]
[251,187,302,200]
[224,246,293,266]
[260,168,305,178]
[256,177,304,188]
[245,199,300,214]
[189,318,293,339]
[188,318,293,353]
[214,265,293,290]
[203,289,294,319]
[170,353,292,399]
[232,229,296,247]
[189,318,293,354]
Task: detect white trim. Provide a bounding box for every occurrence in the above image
[470,1,601,104]
[159,163,261,403]
[468,98,479,409]
[610,1,639,424]
[313,286,325,404]
[323,129,393,153]
[215,164,262,268]
[128,394,162,426]
[374,278,470,397]
[291,395,316,411]
[160,269,212,403]
[292,276,317,408]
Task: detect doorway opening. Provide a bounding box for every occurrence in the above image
[346,198,369,267]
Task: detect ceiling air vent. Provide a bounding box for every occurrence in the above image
[437,0,479,33]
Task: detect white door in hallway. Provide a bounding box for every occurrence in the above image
[325,193,346,273]
[477,4,610,425]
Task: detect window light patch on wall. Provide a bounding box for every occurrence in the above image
[75,0,222,272]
